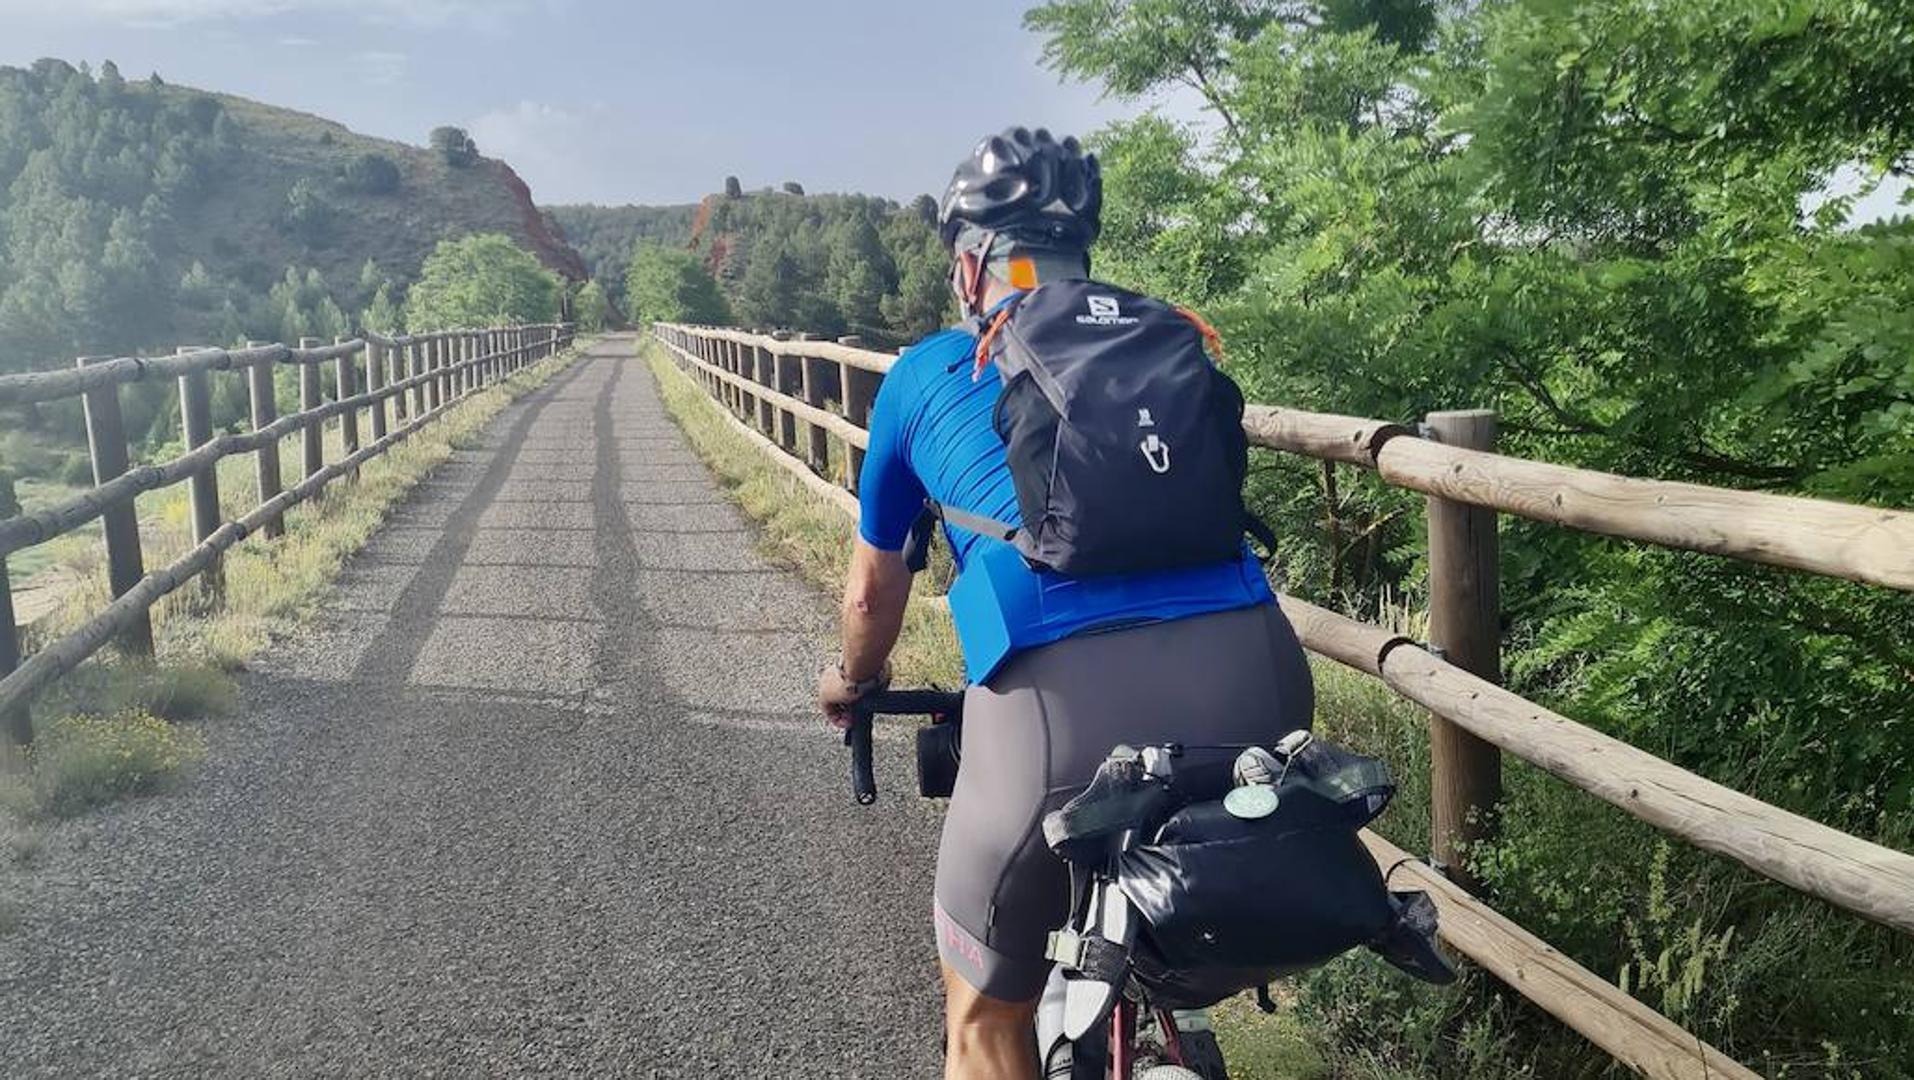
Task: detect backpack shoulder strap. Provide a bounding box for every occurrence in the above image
[899,499,1020,574]
[970,290,1036,381]
[1175,305,1226,363]
[934,500,1019,543]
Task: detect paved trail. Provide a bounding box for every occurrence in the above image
[0,335,946,1077]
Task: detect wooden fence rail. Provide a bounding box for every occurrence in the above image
[0,323,575,738]
[649,320,1914,1080]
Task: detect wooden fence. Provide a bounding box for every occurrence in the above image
[650,321,1914,1080]
[0,323,575,738]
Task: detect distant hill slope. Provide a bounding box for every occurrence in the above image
[175,92,587,296]
[543,204,697,292]
[0,58,586,373]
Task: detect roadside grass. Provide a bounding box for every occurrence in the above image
[25,710,206,819]
[2,342,587,822]
[646,340,1353,1077]
[643,341,961,686]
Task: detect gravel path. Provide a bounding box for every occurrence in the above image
[0,335,946,1078]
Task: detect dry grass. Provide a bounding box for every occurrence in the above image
[643,341,960,686]
[645,339,1333,1078]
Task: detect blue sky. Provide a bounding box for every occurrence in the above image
[0,0,1182,206]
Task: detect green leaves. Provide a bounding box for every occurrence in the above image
[404,234,561,331]
[624,244,728,327]
[1030,0,1914,1069]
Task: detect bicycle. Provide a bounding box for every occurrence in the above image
[845,689,1439,1072]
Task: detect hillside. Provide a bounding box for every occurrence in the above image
[543,203,697,292]
[0,58,586,374]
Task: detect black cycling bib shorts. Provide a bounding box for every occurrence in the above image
[932,601,1315,1001]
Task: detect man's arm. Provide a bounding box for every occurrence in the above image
[817,348,927,722]
[818,538,913,724]
[841,538,912,680]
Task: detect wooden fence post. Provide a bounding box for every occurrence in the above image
[245,342,285,540]
[178,347,225,605]
[79,356,153,656]
[842,363,880,493]
[366,337,388,441]
[777,338,809,454]
[410,338,428,417]
[391,338,409,422]
[428,334,444,411]
[335,336,359,479]
[1424,408,1503,889]
[802,352,833,476]
[728,340,745,417]
[298,337,324,479]
[1,552,24,743]
[757,337,782,436]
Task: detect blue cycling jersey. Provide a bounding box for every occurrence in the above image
[857,319,1274,684]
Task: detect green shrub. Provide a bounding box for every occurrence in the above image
[281,178,336,245]
[56,452,94,487]
[29,710,205,818]
[339,152,400,195]
[429,125,477,167]
[36,659,237,726]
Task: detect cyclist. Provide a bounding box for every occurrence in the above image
[816,127,1315,1080]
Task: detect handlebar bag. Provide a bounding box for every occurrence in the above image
[1113,742,1400,1009]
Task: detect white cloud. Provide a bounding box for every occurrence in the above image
[468,99,615,204]
[276,34,316,46]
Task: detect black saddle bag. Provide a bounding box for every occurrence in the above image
[1113,742,1407,1009]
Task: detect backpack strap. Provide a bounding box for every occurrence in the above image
[1176,306,1226,363]
[933,500,1019,544]
[1244,512,1280,564]
[970,306,1016,382]
[900,498,1019,574]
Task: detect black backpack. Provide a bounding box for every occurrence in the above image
[908,279,1273,577]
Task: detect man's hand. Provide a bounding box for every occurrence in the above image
[817,661,890,730]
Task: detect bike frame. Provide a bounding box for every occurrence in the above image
[847,689,1216,1079]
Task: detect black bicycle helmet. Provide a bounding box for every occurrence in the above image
[938,126,1101,251]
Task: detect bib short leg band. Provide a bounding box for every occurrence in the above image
[932,601,1315,1001]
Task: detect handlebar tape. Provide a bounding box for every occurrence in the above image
[847,720,877,805]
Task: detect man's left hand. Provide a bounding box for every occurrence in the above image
[817,661,888,731]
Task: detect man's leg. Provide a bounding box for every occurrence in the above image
[943,961,1039,1080]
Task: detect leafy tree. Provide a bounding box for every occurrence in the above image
[544,203,697,298]
[1028,0,1914,1072]
[280,177,336,244]
[625,243,728,326]
[781,181,805,196]
[404,233,561,330]
[826,215,890,333]
[573,279,611,332]
[879,224,952,339]
[0,60,235,370]
[339,151,400,194]
[177,260,220,309]
[724,175,743,198]
[361,282,403,334]
[686,187,945,344]
[429,125,478,167]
